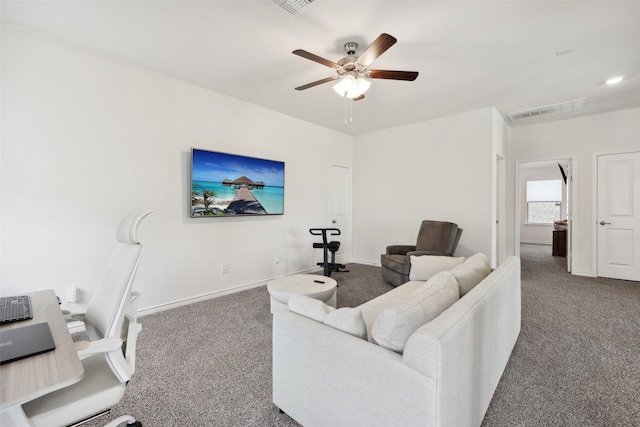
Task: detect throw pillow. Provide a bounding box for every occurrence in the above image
[371,271,460,353]
[450,260,491,296]
[324,308,368,340]
[288,293,335,323]
[409,255,465,281]
[466,252,490,267]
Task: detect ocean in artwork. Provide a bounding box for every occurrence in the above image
[192,180,284,214]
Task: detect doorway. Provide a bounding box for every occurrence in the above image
[495,155,505,266]
[516,158,573,272]
[330,165,351,264]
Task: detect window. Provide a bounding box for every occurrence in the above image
[526,179,562,224]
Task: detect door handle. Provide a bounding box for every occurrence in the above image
[599,221,611,225]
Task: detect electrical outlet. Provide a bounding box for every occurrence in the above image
[67,287,78,303]
[221,264,229,274]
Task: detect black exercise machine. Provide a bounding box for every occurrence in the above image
[310,228,349,277]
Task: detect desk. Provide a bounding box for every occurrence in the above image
[0,290,84,426]
[553,229,567,257]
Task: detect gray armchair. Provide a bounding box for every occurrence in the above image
[380,220,462,286]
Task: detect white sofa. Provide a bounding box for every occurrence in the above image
[272,255,521,427]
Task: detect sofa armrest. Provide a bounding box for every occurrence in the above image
[386,244,416,255]
[402,256,521,427]
[273,309,435,427]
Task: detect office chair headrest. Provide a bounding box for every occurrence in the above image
[116,209,153,244]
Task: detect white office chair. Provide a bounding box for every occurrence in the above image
[21,209,153,427]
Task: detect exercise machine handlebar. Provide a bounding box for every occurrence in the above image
[309,228,348,277]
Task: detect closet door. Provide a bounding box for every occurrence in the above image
[597,151,640,281]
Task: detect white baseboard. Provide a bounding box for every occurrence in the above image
[351,258,380,267]
[520,240,552,245]
[137,267,320,317]
[571,269,597,278]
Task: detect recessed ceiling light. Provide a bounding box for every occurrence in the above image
[606,76,624,85]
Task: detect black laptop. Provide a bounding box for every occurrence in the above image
[0,322,56,365]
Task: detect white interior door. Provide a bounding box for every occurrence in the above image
[597,151,640,281]
[330,165,351,261]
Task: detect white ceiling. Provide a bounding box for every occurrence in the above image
[3,0,639,136]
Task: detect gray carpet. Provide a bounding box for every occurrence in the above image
[79,247,639,427]
[482,245,640,427]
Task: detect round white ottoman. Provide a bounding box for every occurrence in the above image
[267,274,337,313]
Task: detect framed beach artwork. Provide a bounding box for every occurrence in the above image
[190,148,285,217]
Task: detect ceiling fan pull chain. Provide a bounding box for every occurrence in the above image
[349,96,353,124]
[343,92,348,125]
[342,92,354,126]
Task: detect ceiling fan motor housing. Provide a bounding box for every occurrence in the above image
[344,42,358,56]
[337,56,359,75]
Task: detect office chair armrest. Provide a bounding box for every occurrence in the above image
[75,337,123,360]
[386,245,416,255]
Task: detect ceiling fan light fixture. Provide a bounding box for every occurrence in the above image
[332,75,371,98]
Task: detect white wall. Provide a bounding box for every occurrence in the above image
[351,108,498,266]
[506,107,640,276]
[1,26,352,313]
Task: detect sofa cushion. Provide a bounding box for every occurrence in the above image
[409,255,465,281]
[371,271,460,353]
[466,252,490,266]
[358,280,425,339]
[451,259,492,296]
[324,308,367,340]
[289,294,367,340]
[288,293,335,322]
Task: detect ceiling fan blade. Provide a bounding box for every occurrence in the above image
[356,33,397,66]
[293,49,340,69]
[369,69,419,81]
[295,76,339,91]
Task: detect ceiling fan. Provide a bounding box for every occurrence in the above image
[293,33,419,100]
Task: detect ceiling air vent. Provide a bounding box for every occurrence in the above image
[507,98,587,122]
[268,0,318,16]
